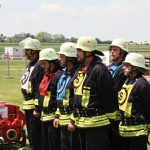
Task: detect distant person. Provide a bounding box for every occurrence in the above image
[118,53,150,150]
[20,37,43,150]
[53,42,80,150]
[68,36,118,150]
[34,48,62,150]
[107,38,128,150]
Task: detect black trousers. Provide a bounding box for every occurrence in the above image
[41,120,61,150]
[120,136,147,150]
[108,121,122,150]
[61,126,80,150]
[25,109,42,150]
[78,126,110,150]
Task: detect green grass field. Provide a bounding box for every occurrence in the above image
[0,43,62,53]
[1,42,150,53]
[0,60,26,104]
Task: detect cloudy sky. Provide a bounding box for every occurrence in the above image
[0,0,149,42]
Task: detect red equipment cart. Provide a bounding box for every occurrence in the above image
[0,101,26,150]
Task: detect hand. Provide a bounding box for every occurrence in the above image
[68,122,76,132]
[33,110,41,118]
[53,118,59,128]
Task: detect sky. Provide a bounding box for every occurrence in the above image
[0,0,150,42]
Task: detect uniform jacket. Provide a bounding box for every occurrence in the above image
[71,56,118,128]
[108,63,127,92]
[118,73,150,137]
[21,58,44,110]
[56,65,80,126]
[38,70,63,121]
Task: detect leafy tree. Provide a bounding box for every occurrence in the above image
[1,32,112,44]
[69,37,78,43]
[51,34,66,43]
[0,34,6,42]
[36,32,52,42]
[6,32,35,42]
[96,38,101,44]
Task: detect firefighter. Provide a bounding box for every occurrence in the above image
[68,36,118,150]
[35,48,62,150]
[53,42,80,150]
[108,38,128,92]
[107,38,128,150]
[118,53,150,150]
[20,37,43,150]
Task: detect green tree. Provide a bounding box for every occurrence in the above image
[96,38,102,44]
[6,32,35,42]
[36,32,52,42]
[69,37,77,43]
[51,34,66,43]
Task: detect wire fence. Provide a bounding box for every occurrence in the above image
[0,52,27,79]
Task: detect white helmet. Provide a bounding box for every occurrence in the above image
[110,38,128,52]
[124,53,146,69]
[39,48,58,61]
[76,36,104,55]
[19,37,41,50]
[57,42,77,57]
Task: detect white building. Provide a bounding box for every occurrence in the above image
[99,51,110,66]
[4,47,23,60]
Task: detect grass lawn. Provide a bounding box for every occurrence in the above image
[0,77,23,106]
[0,42,150,53]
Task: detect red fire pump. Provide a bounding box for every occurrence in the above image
[0,101,26,149]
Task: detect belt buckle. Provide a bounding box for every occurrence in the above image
[95,108,99,116]
[64,107,67,114]
[84,109,88,117]
[129,118,132,125]
[77,109,80,117]
[124,118,127,125]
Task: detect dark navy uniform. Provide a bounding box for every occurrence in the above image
[71,56,118,150]
[108,62,127,150]
[56,66,80,150]
[21,58,43,150]
[38,70,63,150]
[118,73,150,150]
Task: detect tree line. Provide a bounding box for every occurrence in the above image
[0,32,112,44]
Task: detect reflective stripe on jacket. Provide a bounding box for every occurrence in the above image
[23,99,35,110]
[56,66,79,125]
[21,59,44,110]
[72,57,118,128]
[39,70,63,122]
[119,75,150,137]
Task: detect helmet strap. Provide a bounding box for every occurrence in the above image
[27,50,38,59]
[62,57,71,68]
[81,52,86,65]
[113,49,124,64]
[85,54,92,58]
[66,57,74,69]
[48,61,54,73]
[129,66,138,78]
[131,66,138,71]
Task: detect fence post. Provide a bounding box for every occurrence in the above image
[6,52,13,79]
[7,52,10,78]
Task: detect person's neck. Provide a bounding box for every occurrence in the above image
[29,54,38,62]
[114,58,122,65]
[129,70,139,80]
[66,63,73,71]
[84,56,94,68]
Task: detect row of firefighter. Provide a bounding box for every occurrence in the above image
[19,36,150,150]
